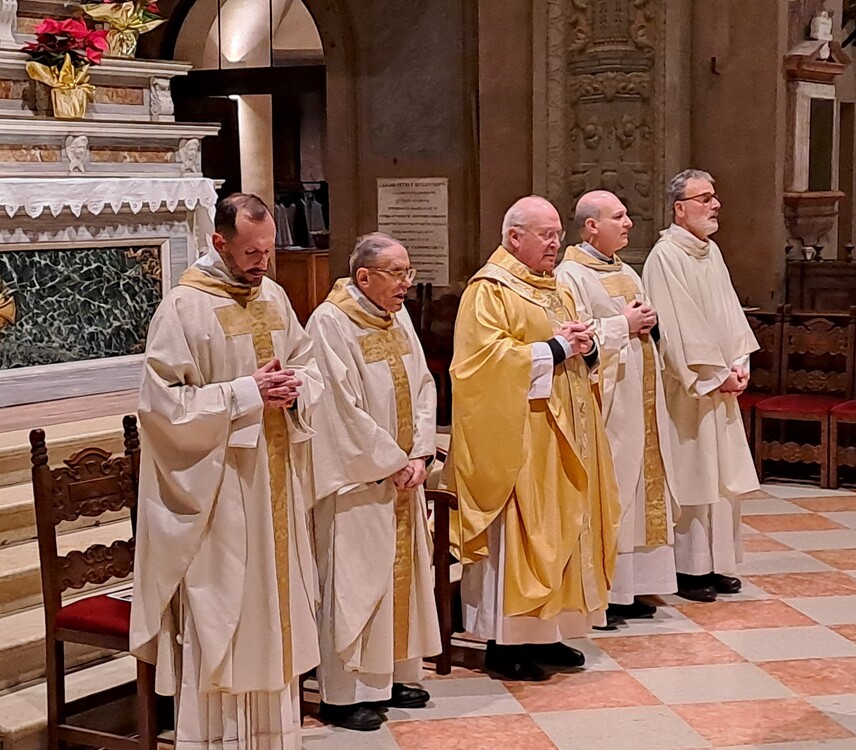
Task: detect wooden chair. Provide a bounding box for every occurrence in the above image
[427,487,459,676]
[754,306,856,487]
[830,400,856,488]
[31,415,158,750]
[739,307,784,446]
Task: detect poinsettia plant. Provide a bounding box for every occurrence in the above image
[21,17,108,69]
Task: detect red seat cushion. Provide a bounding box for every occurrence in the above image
[55,594,130,640]
[832,400,856,419]
[738,391,771,409]
[756,394,843,417]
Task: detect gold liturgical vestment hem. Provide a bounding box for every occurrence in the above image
[212,299,294,681]
[564,246,668,546]
[328,279,416,661]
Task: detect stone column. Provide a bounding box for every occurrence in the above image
[236,94,275,208]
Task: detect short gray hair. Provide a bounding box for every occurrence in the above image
[349,232,399,281]
[573,200,602,238]
[667,169,714,220]
[501,195,554,245]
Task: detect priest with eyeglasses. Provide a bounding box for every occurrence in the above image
[306,232,441,731]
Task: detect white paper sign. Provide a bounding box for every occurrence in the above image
[377,178,449,286]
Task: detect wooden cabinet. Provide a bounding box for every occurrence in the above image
[786,260,856,312]
[275,249,331,324]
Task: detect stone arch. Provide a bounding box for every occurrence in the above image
[158,0,360,271]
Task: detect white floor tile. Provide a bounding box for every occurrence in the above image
[629,662,794,704]
[385,677,525,722]
[785,596,856,626]
[712,626,856,662]
[762,485,854,499]
[741,498,810,515]
[822,512,856,529]
[721,741,856,750]
[737,551,833,576]
[562,637,623,670]
[533,706,709,750]
[767,530,856,551]
[589,607,704,638]
[809,693,856,734]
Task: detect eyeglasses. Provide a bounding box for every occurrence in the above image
[367,267,417,283]
[518,227,567,244]
[676,192,719,207]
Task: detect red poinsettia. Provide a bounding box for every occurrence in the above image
[22,17,109,68]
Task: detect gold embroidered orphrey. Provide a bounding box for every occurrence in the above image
[599,273,668,546]
[358,327,416,661]
[214,299,295,680]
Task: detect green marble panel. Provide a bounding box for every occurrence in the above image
[0,245,162,370]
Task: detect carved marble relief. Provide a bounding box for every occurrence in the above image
[0,245,162,369]
[544,0,665,263]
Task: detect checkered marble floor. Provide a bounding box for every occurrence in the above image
[302,484,856,749]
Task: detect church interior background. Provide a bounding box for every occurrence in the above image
[2,0,856,747]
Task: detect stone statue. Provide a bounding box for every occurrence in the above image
[150,77,174,119]
[810,9,833,60]
[65,135,89,173]
[178,138,201,174]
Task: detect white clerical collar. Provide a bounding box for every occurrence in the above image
[663,223,711,258]
[580,240,616,264]
[345,280,390,317]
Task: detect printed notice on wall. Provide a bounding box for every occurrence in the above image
[377,178,449,286]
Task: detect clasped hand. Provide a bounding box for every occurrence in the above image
[555,320,595,355]
[623,300,657,335]
[252,358,302,408]
[392,458,427,490]
[719,364,749,394]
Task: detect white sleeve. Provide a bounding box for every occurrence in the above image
[228,375,264,448]
[528,339,571,399]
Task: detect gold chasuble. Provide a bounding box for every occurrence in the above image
[307,279,440,703]
[131,256,324,749]
[449,247,620,620]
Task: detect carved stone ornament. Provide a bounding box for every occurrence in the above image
[64,134,89,174]
[783,190,844,247]
[0,0,17,48]
[178,137,201,174]
[150,77,174,119]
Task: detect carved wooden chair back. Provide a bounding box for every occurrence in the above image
[31,415,140,636]
[427,487,459,676]
[781,305,856,400]
[745,307,784,395]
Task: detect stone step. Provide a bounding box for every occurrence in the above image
[0,655,137,750]
[0,589,130,692]
[0,520,133,616]
[0,483,130,549]
[0,416,128,489]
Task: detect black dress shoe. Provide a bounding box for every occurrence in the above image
[526,642,586,668]
[708,574,742,594]
[593,612,626,631]
[318,702,384,731]
[484,641,548,682]
[676,573,717,603]
[387,683,430,708]
[608,599,657,620]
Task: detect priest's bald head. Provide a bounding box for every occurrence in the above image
[501,196,565,273]
[212,193,275,287]
[573,190,633,257]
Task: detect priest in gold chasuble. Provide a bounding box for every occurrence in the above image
[449,197,620,682]
[643,170,759,604]
[130,195,324,750]
[307,233,440,732]
[555,191,678,624]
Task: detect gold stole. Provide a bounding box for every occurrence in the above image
[326,279,416,661]
[179,267,295,680]
[562,246,668,546]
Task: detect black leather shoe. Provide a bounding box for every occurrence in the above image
[608,599,657,620]
[318,702,384,731]
[593,612,626,631]
[485,641,548,682]
[526,642,586,668]
[708,574,742,594]
[676,573,717,603]
[387,683,430,708]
